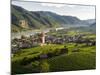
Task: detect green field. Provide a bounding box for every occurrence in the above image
[12,43,96,74]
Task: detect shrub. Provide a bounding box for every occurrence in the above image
[40,60,50,72]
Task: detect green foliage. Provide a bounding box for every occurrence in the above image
[48,52,95,72]
[12,43,96,74]
[40,60,50,72]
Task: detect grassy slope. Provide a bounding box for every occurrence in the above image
[48,52,95,72]
[12,43,96,74]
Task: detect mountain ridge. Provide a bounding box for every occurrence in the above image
[11,4,95,32]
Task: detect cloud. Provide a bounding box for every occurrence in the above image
[67,5,76,8]
[41,3,65,8]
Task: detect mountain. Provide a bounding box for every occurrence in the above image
[83,19,96,25]
[11,5,95,32]
[90,22,96,28]
[83,19,96,28]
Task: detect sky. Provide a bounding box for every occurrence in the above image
[12,1,95,20]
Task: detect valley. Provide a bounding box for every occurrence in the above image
[11,3,96,74]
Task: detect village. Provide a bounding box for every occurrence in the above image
[11,29,96,54]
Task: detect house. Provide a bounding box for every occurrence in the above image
[40,54,48,59]
[60,46,68,54]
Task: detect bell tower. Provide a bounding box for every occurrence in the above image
[40,32,46,46]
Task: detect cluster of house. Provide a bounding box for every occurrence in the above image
[12,35,37,53]
[12,32,47,53]
[45,34,96,45]
[11,31,96,53]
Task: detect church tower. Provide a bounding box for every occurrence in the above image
[40,32,46,46]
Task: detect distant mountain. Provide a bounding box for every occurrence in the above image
[11,5,95,32]
[83,19,96,28]
[83,19,96,25]
[90,22,96,27]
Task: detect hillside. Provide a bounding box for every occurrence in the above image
[83,19,96,25]
[12,44,96,74]
[11,5,95,32]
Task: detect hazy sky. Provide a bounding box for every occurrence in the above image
[12,1,95,20]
